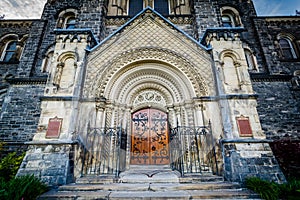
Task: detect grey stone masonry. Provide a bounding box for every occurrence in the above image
[252,80,300,139]
[222,140,286,184]
[17,143,75,187]
[0,84,45,142]
[253,17,300,75]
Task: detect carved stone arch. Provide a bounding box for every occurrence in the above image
[0,33,18,42]
[219,49,241,63]
[87,47,208,99]
[19,34,28,43]
[106,62,191,104]
[53,52,77,88]
[130,89,169,113]
[57,51,78,63]
[277,32,296,41]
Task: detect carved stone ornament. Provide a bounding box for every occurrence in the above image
[133,90,166,107]
[85,48,209,98]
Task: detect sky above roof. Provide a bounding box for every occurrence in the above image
[253,0,300,16]
[0,0,299,19]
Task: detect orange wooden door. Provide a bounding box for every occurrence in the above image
[131,108,169,165]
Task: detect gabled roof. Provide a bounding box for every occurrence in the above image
[88,6,210,52]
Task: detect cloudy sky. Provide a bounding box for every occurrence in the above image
[0,0,299,19]
[253,0,300,16]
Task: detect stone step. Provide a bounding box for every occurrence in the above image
[39,188,260,200]
[58,182,240,192]
[38,182,260,199]
[77,173,223,184]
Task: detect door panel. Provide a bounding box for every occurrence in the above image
[131,108,169,165]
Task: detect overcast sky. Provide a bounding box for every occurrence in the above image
[0,0,299,19]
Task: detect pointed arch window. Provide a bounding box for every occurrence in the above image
[279,37,297,60]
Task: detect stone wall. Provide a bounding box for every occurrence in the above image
[17,143,75,186]
[253,17,300,75]
[0,84,44,142]
[270,139,300,179]
[252,80,300,139]
[222,141,285,184]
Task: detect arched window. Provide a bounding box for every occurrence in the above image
[65,17,76,29]
[2,40,18,62]
[56,10,77,29]
[221,15,233,27]
[41,50,54,73]
[220,7,242,27]
[0,34,27,63]
[279,37,297,59]
[244,49,258,71]
[108,0,190,16]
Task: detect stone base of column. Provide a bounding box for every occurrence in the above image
[17,141,76,187]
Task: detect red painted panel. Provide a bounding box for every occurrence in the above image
[46,117,63,138]
[237,117,253,137]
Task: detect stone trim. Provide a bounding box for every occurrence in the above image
[6,77,47,85]
[194,94,258,101]
[250,74,292,82]
[220,138,273,144]
[0,20,35,28]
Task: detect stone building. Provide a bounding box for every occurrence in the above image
[0,0,299,187]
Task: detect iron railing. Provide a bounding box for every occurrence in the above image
[79,126,126,177]
[78,123,218,177]
[170,122,219,176]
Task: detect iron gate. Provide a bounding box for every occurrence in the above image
[79,126,126,177]
[169,122,219,175]
[78,122,218,177]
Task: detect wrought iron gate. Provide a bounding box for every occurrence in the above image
[79,126,126,177]
[78,121,218,177]
[169,122,219,175]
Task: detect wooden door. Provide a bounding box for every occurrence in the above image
[131,108,169,165]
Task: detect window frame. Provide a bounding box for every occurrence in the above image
[278,37,298,60]
[220,7,243,28]
[0,39,19,63]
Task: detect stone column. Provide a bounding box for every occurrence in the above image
[53,62,64,87]
[96,100,106,128]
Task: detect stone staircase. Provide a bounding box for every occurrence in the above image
[38,168,260,199]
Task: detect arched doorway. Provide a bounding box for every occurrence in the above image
[130,108,170,165]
